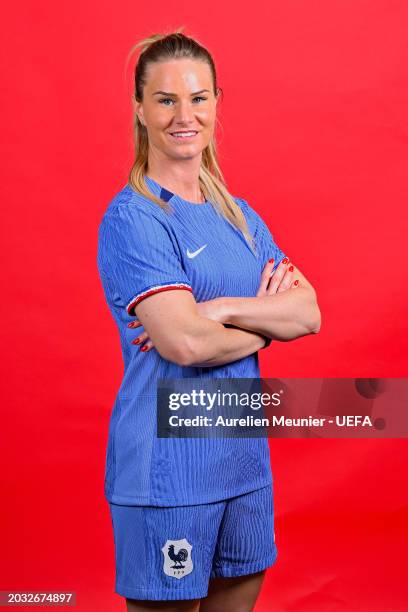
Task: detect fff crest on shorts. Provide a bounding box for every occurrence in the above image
[161,538,193,578]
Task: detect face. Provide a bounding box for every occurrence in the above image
[134,58,218,161]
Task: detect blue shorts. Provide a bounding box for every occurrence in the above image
[108,483,277,601]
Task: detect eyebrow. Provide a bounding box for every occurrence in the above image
[152,89,211,96]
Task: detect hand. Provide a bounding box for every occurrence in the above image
[256,257,299,297]
[127,316,155,352]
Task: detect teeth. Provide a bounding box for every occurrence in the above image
[171,131,197,137]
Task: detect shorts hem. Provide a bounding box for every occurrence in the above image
[210,548,278,579]
[115,582,208,601]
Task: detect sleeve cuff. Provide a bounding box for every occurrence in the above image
[126,283,193,315]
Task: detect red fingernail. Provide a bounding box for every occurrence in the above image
[133,338,140,345]
[127,322,133,328]
[294,279,299,286]
[268,258,274,263]
[289,265,294,272]
[140,345,148,352]
[282,258,289,264]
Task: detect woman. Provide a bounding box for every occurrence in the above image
[97,30,321,612]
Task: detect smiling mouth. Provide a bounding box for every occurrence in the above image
[169,131,198,139]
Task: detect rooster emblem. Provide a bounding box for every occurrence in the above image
[161,538,193,579]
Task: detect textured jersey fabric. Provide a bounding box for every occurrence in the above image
[97,175,287,506]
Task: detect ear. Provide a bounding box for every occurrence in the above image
[215,86,222,105]
[132,98,145,125]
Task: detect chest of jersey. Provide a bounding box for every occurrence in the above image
[168,205,262,302]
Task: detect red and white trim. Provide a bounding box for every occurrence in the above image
[126,283,193,315]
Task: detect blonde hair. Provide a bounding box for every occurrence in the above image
[126,27,256,254]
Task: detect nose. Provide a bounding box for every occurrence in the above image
[174,100,195,126]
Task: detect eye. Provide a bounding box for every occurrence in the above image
[158,98,174,106]
[193,96,207,103]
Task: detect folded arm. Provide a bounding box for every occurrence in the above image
[216,264,321,342]
[134,290,267,367]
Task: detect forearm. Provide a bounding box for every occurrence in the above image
[218,288,321,342]
[182,316,266,367]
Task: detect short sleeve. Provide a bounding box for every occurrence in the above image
[97,205,193,315]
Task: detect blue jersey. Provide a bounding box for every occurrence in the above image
[97,175,287,506]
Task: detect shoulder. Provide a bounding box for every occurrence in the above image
[100,183,170,228]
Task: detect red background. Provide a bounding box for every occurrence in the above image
[1,1,407,610]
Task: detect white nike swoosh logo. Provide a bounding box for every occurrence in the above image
[186,244,208,259]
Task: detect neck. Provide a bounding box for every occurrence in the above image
[146,154,204,203]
